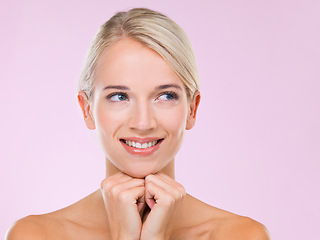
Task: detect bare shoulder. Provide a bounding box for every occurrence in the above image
[6,214,59,240]
[6,191,108,240]
[175,195,270,240]
[6,207,87,240]
[203,204,270,240]
[215,215,271,240]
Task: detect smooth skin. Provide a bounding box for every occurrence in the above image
[6,38,270,240]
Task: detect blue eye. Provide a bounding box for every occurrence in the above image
[107,93,128,102]
[157,91,179,101]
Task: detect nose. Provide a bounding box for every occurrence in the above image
[128,101,157,132]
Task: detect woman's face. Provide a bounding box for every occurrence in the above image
[79,38,199,178]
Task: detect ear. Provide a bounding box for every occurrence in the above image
[78,91,96,130]
[186,91,201,130]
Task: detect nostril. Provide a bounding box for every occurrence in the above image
[128,107,156,130]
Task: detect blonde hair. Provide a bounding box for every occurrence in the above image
[78,8,199,100]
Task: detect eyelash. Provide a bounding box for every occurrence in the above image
[106,92,128,102]
[156,91,179,101]
[105,91,179,102]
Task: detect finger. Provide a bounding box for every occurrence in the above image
[137,195,145,212]
[154,173,185,194]
[145,181,157,209]
[108,178,145,200]
[118,186,145,205]
[145,175,185,208]
[146,174,185,196]
[110,171,128,179]
[155,172,177,184]
[145,181,175,209]
[100,173,135,192]
[115,185,146,217]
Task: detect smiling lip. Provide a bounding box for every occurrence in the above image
[120,137,164,156]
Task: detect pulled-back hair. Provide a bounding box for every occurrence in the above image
[78,8,199,99]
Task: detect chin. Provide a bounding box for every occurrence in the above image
[121,165,160,179]
[123,169,156,179]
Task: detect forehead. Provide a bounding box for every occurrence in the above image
[94,38,184,90]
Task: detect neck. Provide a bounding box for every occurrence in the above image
[105,158,175,179]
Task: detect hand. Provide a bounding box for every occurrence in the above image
[141,173,186,240]
[100,172,145,240]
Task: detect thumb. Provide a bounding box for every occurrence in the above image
[145,185,156,209]
[137,195,146,212]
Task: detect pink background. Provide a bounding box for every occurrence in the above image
[1,0,319,239]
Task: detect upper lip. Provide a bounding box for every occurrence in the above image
[120,137,164,143]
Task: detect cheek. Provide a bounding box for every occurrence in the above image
[94,103,122,138]
[158,105,188,136]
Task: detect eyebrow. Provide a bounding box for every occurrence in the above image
[103,85,130,91]
[103,84,183,91]
[155,84,183,91]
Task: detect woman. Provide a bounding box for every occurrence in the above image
[7,8,270,240]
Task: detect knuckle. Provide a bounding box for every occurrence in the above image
[163,194,175,207]
[118,191,129,202]
[106,181,115,192]
[178,185,186,196]
[145,175,152,183]
[110,184,121,196]
[100,179,107,190]
[100,178,110,191]
[169,194,176,202]
[135,178,145,186]
[100,175,119,190]
[173,191,181,200]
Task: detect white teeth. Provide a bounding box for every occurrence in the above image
[124,140,158,149]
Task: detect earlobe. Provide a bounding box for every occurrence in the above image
[78,91,96,130]
[186,91,201,130]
